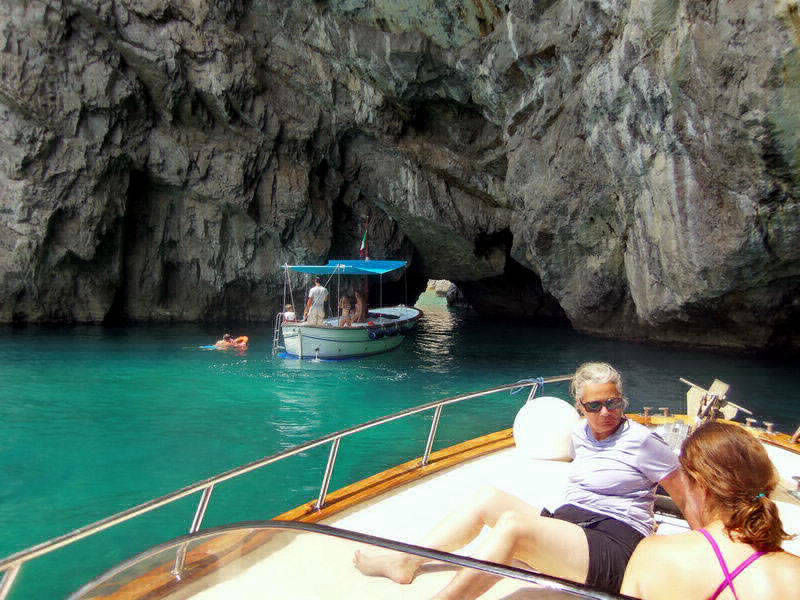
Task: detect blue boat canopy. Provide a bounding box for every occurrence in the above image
[285,260,407,276]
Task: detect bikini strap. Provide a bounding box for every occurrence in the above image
[727,551,766,581]
[700,528,732,576]
[700,528,736,600]
[700,528,765,600]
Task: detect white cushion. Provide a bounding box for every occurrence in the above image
[513,396,579,460]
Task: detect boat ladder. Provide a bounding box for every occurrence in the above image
[271,313,284,356]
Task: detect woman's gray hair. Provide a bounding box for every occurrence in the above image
[570,362,624,403]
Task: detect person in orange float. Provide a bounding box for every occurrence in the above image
[215,333,249,350]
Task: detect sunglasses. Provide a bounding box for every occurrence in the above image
[581,397,626,413]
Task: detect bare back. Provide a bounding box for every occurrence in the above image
[353,292,366,323]
[621,528,800,600]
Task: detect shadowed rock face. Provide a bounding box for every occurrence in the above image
[0,0,798,351]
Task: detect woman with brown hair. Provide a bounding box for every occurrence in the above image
[621,421,800,599]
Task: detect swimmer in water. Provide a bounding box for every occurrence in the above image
[215,334,248,349]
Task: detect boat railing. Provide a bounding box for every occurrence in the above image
[70,520,634,600]
[0,374,573,599]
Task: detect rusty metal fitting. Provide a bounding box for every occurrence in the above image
[745,418,757,428]
[659,407,671,417]
[764,422,775,433]
[643,407,652,417]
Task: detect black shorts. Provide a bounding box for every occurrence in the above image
[540,504,644,593]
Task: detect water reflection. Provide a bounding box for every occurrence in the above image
[411,305,461,373]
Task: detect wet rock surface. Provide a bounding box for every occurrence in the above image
[0,1,798,351]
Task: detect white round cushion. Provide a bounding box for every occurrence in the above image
[513,396,579,460]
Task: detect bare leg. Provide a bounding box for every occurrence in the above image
[354,487,540,583]
[432,510,589,600]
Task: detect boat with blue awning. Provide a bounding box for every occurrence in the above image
[273,260,422,359]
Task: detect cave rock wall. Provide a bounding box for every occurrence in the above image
[0,0,798,350]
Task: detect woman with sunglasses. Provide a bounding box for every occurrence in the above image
[621,421,800,599]
[355,362,697,598]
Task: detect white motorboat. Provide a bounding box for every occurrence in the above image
[1,376,799,600]
[273,260,422,359]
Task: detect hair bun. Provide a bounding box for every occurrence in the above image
[680,422,792,552]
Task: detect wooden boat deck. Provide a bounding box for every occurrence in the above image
[76,418,800,599]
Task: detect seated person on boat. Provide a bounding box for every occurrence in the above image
[355,362,695,597]
[304,277,328,326]
[339,296,353,328]
[621,421,800,600]
[282,304,296,322]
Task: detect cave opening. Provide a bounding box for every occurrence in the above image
[455,256,570,324]
[408,256,569,325]
[104,169,150,325]
[324,184,570,326]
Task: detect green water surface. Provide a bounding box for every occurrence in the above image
[1,301,798,599]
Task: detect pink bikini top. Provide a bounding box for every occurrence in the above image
[699,528,765,600]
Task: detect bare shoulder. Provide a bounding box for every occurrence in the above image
[751,551,800,597]
[773,550,800,576]
[647,530,700,550]
[641,530,712,571]
[622,533,697,597]
[632,531,694,563]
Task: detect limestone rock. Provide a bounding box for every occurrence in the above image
[0,0,797,351]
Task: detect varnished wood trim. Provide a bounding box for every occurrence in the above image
[89,529,276,600]
[275,428,515,523]
[755,432,800,456]
[91,428,515,599]
[627,414,692,426]
[628,413,800,456]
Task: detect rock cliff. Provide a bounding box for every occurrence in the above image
[0,0,798,351]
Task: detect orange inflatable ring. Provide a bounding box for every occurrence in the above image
[234,336,249,345]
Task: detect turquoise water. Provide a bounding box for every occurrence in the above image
[1,298,799,599]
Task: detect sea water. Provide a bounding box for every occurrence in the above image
[1,297,798,599]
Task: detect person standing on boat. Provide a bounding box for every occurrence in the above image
[353,288,367,323]
[355,362,698,597]
[304,277,328,326]
[621,421,800,600]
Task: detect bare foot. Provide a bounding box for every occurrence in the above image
[353,549,418,584]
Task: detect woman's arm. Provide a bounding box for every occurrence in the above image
[659,468,703,530]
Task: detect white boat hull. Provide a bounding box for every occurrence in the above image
[281,306,420,359]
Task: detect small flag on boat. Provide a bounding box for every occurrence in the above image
[359,230,368,259]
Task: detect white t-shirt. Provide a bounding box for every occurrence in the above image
[308,284,328,309]
[563,418,679,536]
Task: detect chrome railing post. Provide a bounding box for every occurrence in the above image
[315,438,341,510]
[172,485,215,579]
[0,564,20,600]
[189,486,215,534]
[422,405,443,466]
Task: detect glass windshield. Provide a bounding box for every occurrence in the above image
[69,521,628,600]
